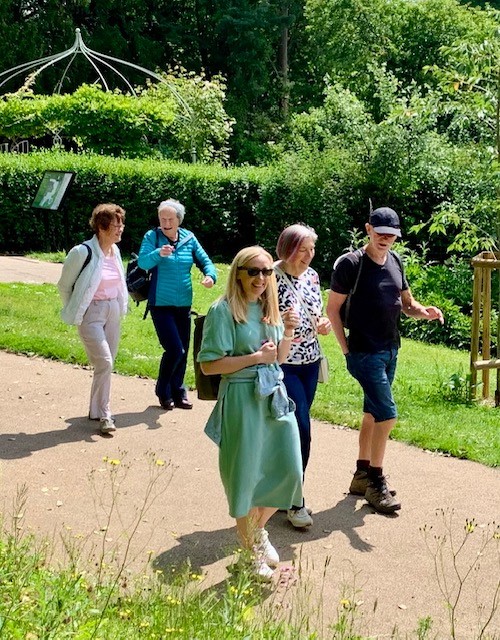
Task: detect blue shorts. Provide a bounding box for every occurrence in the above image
[346,349,398,422]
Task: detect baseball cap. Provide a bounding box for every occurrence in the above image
[369,207,402,237]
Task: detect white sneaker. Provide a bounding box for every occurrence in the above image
[254,528,279,567]
[287,506,313,528]
[99,418,116,434]
[251,558,274,581]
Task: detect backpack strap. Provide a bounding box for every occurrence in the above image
[176,232,194,251]
[342,248,364,328]
[143,228,162,319]
[78,243,92,276]
[389,249,404,278]
[72,243,92,290]
[350,248,365,295]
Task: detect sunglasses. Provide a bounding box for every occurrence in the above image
[237,266,274,277]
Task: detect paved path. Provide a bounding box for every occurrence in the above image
[0,256,499,639]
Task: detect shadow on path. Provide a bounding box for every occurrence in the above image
[0,406,164,459]
[153,495,385,576]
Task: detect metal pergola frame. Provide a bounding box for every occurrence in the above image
[0,28,196,159]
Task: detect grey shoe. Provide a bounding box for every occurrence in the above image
[365,478,401,514]
[350,470,397,496]
[287,506,313,528]
[99,418,116,434]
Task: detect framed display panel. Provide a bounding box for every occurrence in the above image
[32,170,75,211]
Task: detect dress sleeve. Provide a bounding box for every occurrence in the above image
[197,300,236,362]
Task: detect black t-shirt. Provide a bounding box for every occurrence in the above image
[330,250,409,353]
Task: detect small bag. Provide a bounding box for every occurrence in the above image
[192,313,221,401]
[318,351,329,383]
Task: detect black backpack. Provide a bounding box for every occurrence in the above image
[126,228,161,306]
[333,248,404,328]
[126,254,151,304]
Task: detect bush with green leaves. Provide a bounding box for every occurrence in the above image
[0,149,361,277]
[258,147,362,277]
[0,75,233,162]
[144,69,235,164]
[397,247,473,349]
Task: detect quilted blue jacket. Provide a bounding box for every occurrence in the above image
[137,227,217,307]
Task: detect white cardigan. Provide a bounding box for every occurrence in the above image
[57,235,128,325]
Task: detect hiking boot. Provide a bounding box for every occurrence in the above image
[254,528,279,568]
[287,506,313,528]
[349,470,397,496]
[99,417,116,434]
[365,478,401,514]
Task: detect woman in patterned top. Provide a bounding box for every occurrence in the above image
[275,224,332,528]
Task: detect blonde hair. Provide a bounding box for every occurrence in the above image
[224,246,281,325]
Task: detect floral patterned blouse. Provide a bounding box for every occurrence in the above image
[276,265,323,364]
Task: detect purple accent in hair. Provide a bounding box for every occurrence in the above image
[276,224,317,261]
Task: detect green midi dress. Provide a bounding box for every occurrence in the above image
[198,299,303,518]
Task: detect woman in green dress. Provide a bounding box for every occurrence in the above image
[198,246,303,581]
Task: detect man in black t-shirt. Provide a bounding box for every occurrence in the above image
[327,207,444,514]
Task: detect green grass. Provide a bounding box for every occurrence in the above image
[0,525,303,639]
[0,260,498,467]
[25,250,68,263]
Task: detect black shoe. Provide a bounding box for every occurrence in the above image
[159,398,174,410]
[174,398,193,410]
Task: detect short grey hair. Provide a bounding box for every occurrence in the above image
[158,199,185,224]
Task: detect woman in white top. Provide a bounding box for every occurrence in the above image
[58,203,128,434]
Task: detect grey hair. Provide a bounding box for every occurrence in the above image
[158,199,185,224]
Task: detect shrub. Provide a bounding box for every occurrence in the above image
[0,76,234,162]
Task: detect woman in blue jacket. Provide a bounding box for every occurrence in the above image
[138,199,217,410]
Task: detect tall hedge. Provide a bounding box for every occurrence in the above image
[0,151,356,278]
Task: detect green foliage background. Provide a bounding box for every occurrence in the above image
[0,151,353,278]
[3,0,500,355]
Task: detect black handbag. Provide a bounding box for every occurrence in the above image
[192,312,221,400]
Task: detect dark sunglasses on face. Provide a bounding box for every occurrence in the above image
[237,266,274,277]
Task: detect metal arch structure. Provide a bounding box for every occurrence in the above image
[0,28,196,158]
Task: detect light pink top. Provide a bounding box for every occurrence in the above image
[93,256,121,300]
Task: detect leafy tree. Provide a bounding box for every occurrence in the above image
[303,0,496,119]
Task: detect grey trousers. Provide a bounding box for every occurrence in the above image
[78,299,121,420]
